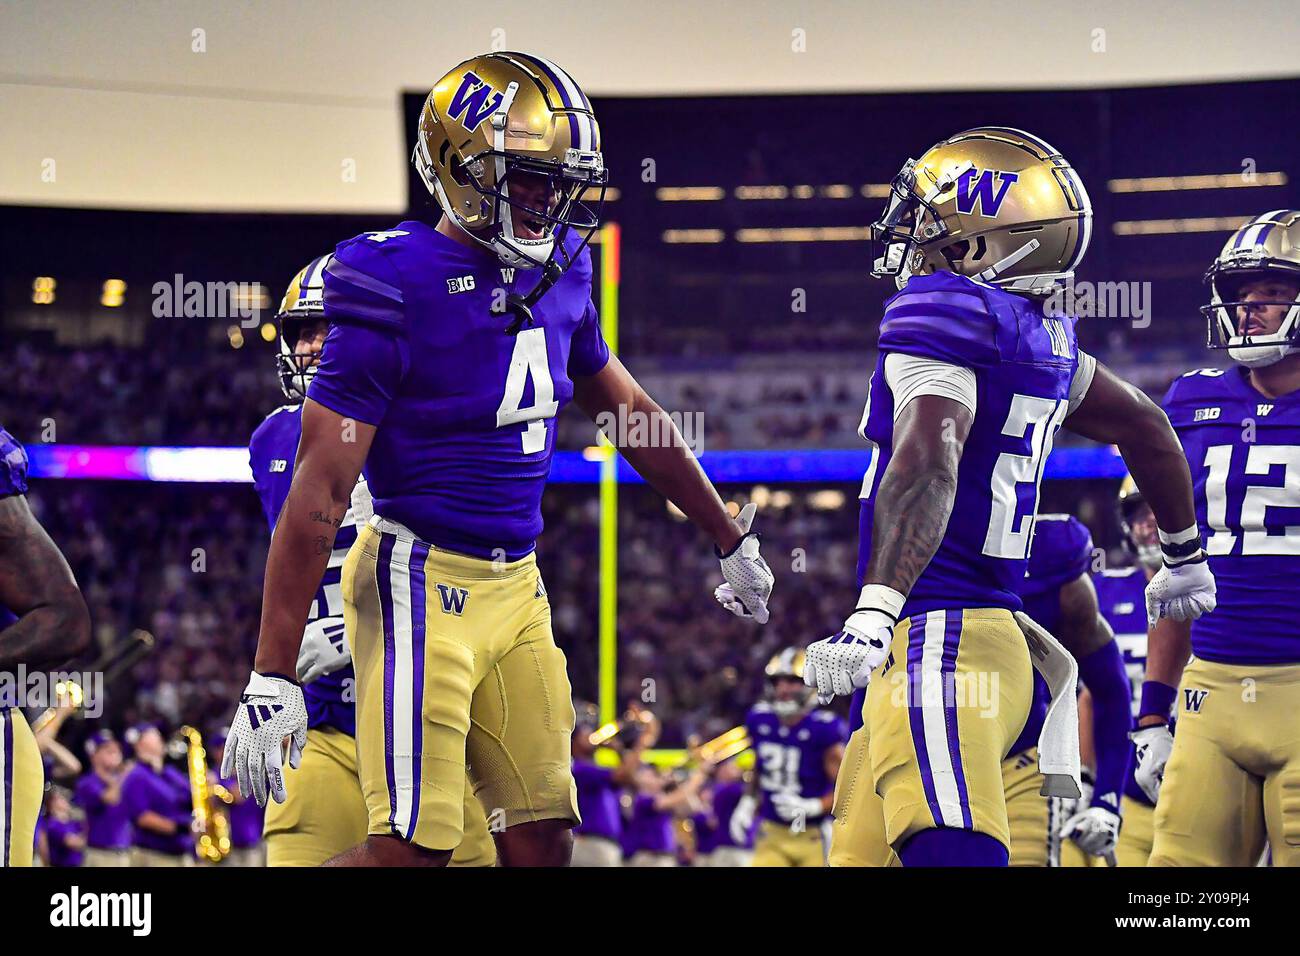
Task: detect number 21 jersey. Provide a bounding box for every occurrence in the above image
[855,272,1083,619]
[1163,366,1300,665]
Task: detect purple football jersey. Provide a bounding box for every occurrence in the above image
[1092,565,1152,805]
[745,704,845,824]
[122,762,193,856]
[0,427,28,499]
[855,272,1080,619]
[74,772,133,850]
[308,222,609,560]
[1163,366,1300,665]
[248,404,358,736]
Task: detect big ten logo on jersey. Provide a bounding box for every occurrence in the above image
[447,274,477,294]
[1195,406,1222,422]
[269,458,288,473]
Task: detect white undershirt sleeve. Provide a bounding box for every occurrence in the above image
[1067,350,1097,416]
[883,352,977,421]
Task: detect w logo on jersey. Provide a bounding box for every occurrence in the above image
[436,583,470,615]
[955,168,1020,218]
[1183,688,1209,713]
[447,71,503,132]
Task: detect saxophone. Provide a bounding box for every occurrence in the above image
[176,726,233,863]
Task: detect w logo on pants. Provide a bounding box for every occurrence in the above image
[436,584,469,616]
[1183,688,1209,713]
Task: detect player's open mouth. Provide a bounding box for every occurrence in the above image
[517,213,548,240]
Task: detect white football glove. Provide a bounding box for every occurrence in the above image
[804,608,896,705]
[714,503,774,624]
[770,791,823,825]
[221,672,308,807]
[296,616,351,685]
[1130,723,1174,803]
[1060,799,1122,859]
[1145,558,1216,628]
[730,793,757,844]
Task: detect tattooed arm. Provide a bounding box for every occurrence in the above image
[252,399,374,676]
[862,394,972,595]
[0,494,91,671]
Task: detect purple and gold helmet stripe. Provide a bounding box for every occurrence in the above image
[1233,209,1290,250]
[506,51,597,152]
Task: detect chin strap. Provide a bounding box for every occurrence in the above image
[503,257,564,335]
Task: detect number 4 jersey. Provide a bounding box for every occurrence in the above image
[1163,366,1300,665]
[855,272,1092,618]
[309,220,610,560]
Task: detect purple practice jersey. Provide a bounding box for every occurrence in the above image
[1006,514,1094,757]
[74,772,133,850]
[121,762,193,857]
[855,272,1080,619]
[1092,565,1152,806]
[1163,366,1300,665]
[248,403,358,736]
[572,758,622,843]
[308,222,609,560]
[745,703,844,823]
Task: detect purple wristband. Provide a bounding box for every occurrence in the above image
[1138,680,1177,721]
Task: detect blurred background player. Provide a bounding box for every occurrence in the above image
[622,763,709,866]
[1080,479,1161,866]
[250,257,494,867]
[1021,516,1131,868]
[0,424,91,866]
[121,723,195,866]
[224,52,772,867]
[808,127,1213,867]
[74,729,133,866]
[1140,210,1300,866]
[732,648,844,867]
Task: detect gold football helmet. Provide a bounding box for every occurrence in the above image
[274,254,331,400]
[412,52,607,273]
[871,127,1092,295]
[1201,210,1300,367]
[765,647,812,716]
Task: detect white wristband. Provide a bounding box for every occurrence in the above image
[856,584,906,620]
[1157,525,1199,546]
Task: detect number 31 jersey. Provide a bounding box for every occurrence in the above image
[309,221,609,560]
[1163,366,1300,665]
[855,272,1082,619]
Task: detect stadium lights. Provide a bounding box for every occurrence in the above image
[661,229,725,244]
[1112,216,1255,236]
[259,322,277,343]
[1108,172,1287,193]
[31,277,56,305]
[100,279,126,308]
[735,226,871,243]
[227,325,245,349]
[655,186,725,201]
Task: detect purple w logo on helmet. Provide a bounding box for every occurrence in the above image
[446,71,503,132]
[955,167,1020,218]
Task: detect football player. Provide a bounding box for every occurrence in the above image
[1139,210,1300,866]
[730,648,845,867]
[251,258,494,867]
[1080,478,1160,866]
[0,425,91,866]
[1021,515,1131,868]
[223,52,772,867]
[807,127,1214,866]
[831,513,1131,867]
